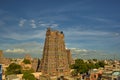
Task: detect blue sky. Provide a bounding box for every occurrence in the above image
[0,0,120,59]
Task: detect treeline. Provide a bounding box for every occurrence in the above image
[5,59,36,80]
[70,59,105,76]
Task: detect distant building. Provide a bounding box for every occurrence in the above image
[0,50,10,65]
[24,54,32,61]
[32,58,40,72]
[40,28,72,76]
[66,49,74,65]
[102,71,112,80]
[89,69,103,80]
[6,74,20,80]
[112,71,120,80]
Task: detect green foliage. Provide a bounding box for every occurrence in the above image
[93,59,97,62]
[97,61,105,67]
[87,62,96,69]
[95,63,100,69]
[22,72,36,80]
[6,63,22,75]
[23,59,31,64]
[70,59,89,74]
[70,59,105,75]
[71,69,78,76]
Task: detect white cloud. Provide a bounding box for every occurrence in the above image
[62,28,112,41]
[3,30,46,40]
[5,48,26,53]
[19,19,26,27]
[30,19,36,28]
[114,33,120,36]
[70,48,88,53]
[39,23,58,28]
[51,23,58,28]
[19,19,37,28]
[3,41,43,55]
[64,28,109,36]
[77,49,88,52]
[39,23,49,27]
[69,48,116,59]
[18,18,58,29]
[82,16,112,23]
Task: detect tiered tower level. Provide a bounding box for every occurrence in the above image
[40,28,72,76]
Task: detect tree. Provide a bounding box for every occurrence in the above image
[22,72,36,80]
[95,63,100,69]
[23,59,31,64]
[70,59,105,75]
[93,59,97,62]
[6,63,22,75]
[70,59,89,74]
[97,61,105,67]
[87,62,95,69]
[71,69,78,76]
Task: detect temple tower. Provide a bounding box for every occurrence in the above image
[40,28,70,76]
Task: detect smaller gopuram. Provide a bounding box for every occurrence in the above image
[40,28,73,76]
[0,50,10,65]
[0,50,3,57]
[0,50,3,64]
[24,54,32,61]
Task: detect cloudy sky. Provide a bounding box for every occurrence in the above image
[0,0,120,59]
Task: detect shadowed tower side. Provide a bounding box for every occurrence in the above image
[40,28,70,76]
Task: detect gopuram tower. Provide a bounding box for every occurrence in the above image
[40,28,72,76]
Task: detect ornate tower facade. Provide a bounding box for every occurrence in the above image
[40,28,71,76]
